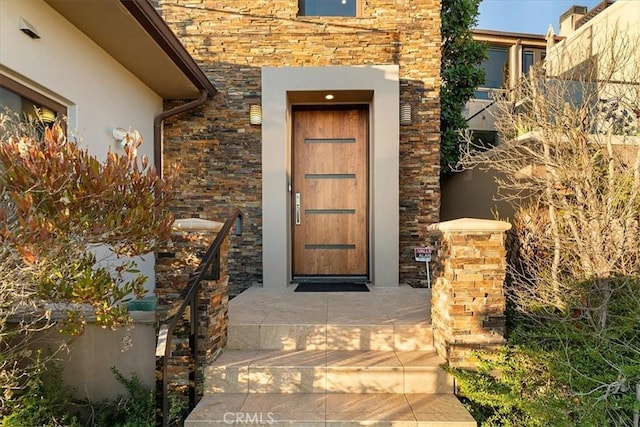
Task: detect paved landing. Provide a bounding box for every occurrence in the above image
[228,285,432,325]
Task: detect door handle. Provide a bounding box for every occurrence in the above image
[295,193,301,225]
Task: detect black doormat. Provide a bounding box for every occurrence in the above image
[294,282,370,292]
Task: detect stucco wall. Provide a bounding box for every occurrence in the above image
[0,0,161,160]
[440,167,515,222]
[0,0,164,292]
[159,0,442,290]
[0,0,166,399]
[59,313,156,402]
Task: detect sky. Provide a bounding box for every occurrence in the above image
[476,0,603,35]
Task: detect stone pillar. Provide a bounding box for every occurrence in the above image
[428,218,511,368]
[154,218,230,399]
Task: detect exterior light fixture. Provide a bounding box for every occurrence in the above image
[249,105,262,125]
[112,128,141,151]
[400,103,412,125]
[38,108,55,123]
[325,94,334,100]
[113,127,127,141]
[112,127,129,147]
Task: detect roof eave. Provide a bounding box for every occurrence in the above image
[120,0,216,98]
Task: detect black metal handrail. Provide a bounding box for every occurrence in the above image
[157,209,242,426]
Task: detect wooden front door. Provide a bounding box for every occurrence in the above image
[292,107,369,277]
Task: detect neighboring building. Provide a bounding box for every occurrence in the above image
[442,0,639,222]
[557,1,615,36]
[441,28,551,221]
[0,0,215,400]
[158,0,442,291]
[465,29,550,147]
[465,0,635,151]
[545,0,638,127]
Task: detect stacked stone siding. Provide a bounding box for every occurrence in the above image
[159,0,441,290]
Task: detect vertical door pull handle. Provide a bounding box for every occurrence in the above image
[295,193,301,225]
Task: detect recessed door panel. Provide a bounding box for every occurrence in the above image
[292,108,368,276]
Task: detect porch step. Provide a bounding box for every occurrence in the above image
[186,393,477,426]
[204,349,452,394]
[185,286,476,426]
[227,323,434,351]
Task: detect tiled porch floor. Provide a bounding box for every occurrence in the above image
[228,284,432,326]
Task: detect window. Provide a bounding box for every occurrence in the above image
[0,76,66,124]
[523,50,535,75]
[471,130,498,148]
[475,47,509,100]
[0,76,67,137]
[298,0,358,17]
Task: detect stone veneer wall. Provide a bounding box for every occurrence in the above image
[428,218,511,367]
[155,221,230,408]
[158,0,441,290]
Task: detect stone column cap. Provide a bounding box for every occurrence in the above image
[428,217,512,233]
[173,218,223,232]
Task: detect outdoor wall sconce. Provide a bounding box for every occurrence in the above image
[38,108,56,123]
[249,105,262,125]
[112,127,129,147]
[112,128,142,153]
[400,103,412,125]
[113,127,127,141]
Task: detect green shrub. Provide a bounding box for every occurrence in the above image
[83,367,154,427]
[448,289,640,427]
[2,352,80,427]
[167,391,187,427]
[447,344,572,427]
[81,367,185,426]
[1,358,168,427]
